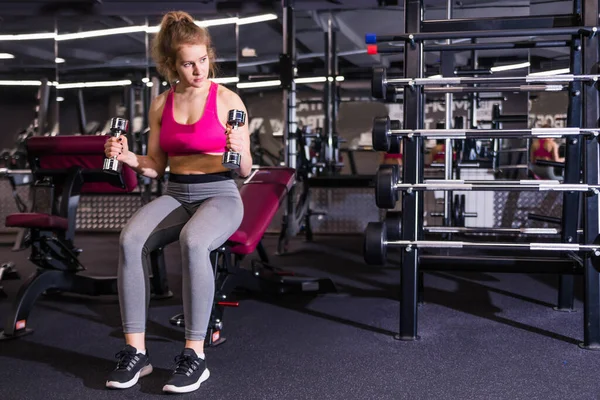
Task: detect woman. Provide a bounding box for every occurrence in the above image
[103,11,251,394]
[530,131,564,180]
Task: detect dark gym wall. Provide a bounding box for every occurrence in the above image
[0,86,568,163]
[0,87,40,151]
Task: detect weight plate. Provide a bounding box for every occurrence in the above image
[364,221,387,265]
[376,165,399,209]
[372,67,387,99]
[372,116,391,152]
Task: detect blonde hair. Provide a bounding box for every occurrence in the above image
[151,11,217,83]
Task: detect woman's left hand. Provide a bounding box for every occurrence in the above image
[226,125,245,153]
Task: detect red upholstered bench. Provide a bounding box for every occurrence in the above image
[228,167,295,255]
[1,135,172,341]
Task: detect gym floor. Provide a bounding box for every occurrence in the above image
[0,232,598,400]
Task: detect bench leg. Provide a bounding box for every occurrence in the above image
[0,269,71,339]
[149,248,173,299]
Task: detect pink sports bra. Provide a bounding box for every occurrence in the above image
[533,139,553,160]
[159,81,227,157]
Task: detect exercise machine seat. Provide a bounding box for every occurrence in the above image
[4,135,138,230]
[6,213,68,231]
[26,135,138,193]
[228,167,295,255]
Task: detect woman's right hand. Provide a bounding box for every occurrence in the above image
[104,135,130,162]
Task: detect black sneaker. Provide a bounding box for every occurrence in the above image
[106,345,153,389]
[162,348,210,394]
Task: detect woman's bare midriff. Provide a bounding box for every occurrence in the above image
[168,153,230,175]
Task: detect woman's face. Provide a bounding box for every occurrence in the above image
[174,44,210,88]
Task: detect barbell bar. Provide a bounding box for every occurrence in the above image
[393,180,600,192]
[372,116,599,152]
[364,221,600,265]
[372,66,599,99]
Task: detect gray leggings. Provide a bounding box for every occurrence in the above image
[530,163,564,181]
[118,177,243,341]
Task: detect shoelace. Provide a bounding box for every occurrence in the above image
[173,354,199,375]
[115,350,136,370]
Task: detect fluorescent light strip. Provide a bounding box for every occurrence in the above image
[0,32,56,41]
[56,13,277,41]
[211,77,240,84]
[490,62,530,72]
[295,77,327,84]
[237,14,278,25]
[57,80,132,89]
[528,68,570,76]
[295,76,345,84]
[56,25,148,41]
[0,80,44,86]
[237,80,281,89]
[0,53,15,59]
[198,17,239,27]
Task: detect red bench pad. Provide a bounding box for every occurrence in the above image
[228,168,295,255]
[27,135,138,193]
[6,213,68,231]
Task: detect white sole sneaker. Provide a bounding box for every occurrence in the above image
[106,364,153,389]
[162,368,210,394]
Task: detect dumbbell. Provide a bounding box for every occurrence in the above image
[103,117,130,175]
[222,109,246,169]
[375,164,400,209]
[363,211,403,265]
[372,116,403,152]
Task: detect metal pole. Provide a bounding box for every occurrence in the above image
[398,0,424,341]
[278,0,298,255]
[443,0,453,226]
[53,17,59,135]
[324,15,331,165]
[76,89,87,135]
[581,0,600,349]
[283,0,296,169]
[557,0,584,312]
[470,43,478,128]
[235,14,240,93]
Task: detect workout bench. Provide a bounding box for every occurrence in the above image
[0,135,172,340]
[170,167,337,346]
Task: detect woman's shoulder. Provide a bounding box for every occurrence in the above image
[216,83,243,107]
[149,90,170,119]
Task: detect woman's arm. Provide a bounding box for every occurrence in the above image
[123,96,169,179]
[530,139,539,163]
[552,142,565,163]
[222,90,253,177]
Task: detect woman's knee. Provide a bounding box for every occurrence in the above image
[179,227,211,254]
[119,222,148,253]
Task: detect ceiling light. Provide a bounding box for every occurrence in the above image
[295,77,327,84]
[0,32,55,41]
[211,77,240,84]
[0,80,44,86]
[57,25,148,41]
[237,14,278,25]
[528,68,570,76]
[56,80,132,89]
[490,62,530,72]
[55,57,65,64]
[198,17,239,27]
[237,80,281,89]
[294,76,345,84]
[0,53,15,59]
[2,14,278,43]
[241,47,257,57]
